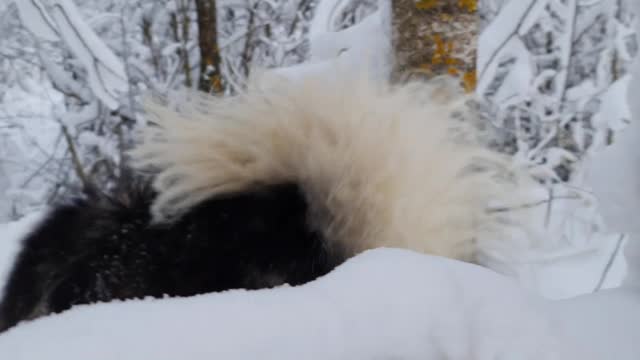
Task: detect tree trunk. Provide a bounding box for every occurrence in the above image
[194,0,223,93]
[391,0,477,92]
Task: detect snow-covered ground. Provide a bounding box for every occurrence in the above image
[0,244,637,360]
[0,213,638,359]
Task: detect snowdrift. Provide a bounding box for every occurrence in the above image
[0,247,637,360]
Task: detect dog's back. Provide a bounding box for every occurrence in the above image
[0,183,335,332]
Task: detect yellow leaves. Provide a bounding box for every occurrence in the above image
[418,34,476,93]
[458,0,477,12]
[462,71,476,93]
[430,34,461,67]
[210,74,223,93]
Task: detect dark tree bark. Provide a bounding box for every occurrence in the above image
[194,0,223,93]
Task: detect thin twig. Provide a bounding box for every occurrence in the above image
[60,124,90,190]
[487,194,581,213]
[593,234,626,292]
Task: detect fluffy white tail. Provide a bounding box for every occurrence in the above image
[133,70,516,261]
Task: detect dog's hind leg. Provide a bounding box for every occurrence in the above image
[0,204,85,332]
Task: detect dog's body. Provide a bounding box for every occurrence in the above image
[0,183,338,332]
[0,72,511,332]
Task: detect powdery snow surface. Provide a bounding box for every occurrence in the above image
[0,216,638,359]
[0,247,637,360]
[549,287,640,360]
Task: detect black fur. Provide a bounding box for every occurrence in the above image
[0,183,341,332]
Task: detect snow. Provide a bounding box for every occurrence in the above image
[481,234,627,299]
[585,122,640,236]
[548,287,640,360]
[21,0,128,109]
[0,210,635,359]
[477,0,538,81]
[277,1,391,83]
[475,0,636,298]
[0,247,615,360]
[0,245,636,359]
[584,0,640,287]
[477,181,627,299]
[310,7,381,61]
[14,0,60,42]
[308,0,350,38]
[39,55,93,104]
[50,0,127,109]
[0,80,63,221]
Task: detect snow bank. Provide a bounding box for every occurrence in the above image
[0,247,624,360]
[549,287,640,360]
[0,215,638,359]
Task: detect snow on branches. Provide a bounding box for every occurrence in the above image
[16,0,128,109]
[477,0,637,184]
[475,0,637,292]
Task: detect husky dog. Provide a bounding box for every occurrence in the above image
[0,71,509,332]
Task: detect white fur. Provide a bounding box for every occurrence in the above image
[133,71,514,261]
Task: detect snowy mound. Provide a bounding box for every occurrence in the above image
[1,214,639,359]
[0,247,614,360]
